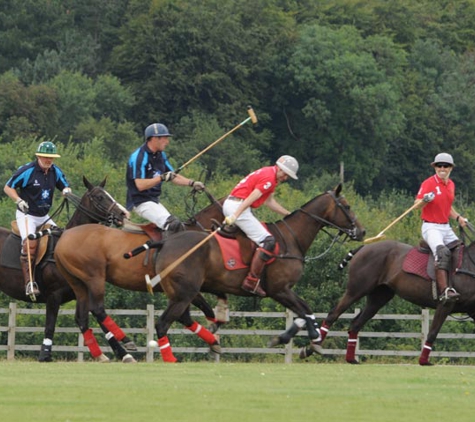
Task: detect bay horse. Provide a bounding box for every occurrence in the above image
[0,176,129,362]
[140,184,365,362]
[300,236,475,365]
[54,193,226,362]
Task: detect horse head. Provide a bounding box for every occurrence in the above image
[299,184,365,241]
[65,177,129,228]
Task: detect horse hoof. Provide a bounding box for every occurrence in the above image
[299,347,313,359]
[346,359,359,365]
[122,354,137,363]
[122,341,138,352]
[309,342,323,355]
[419,361,433,366]
[95,354,110,363]
[267,336,282,347]
[210,342,222,355]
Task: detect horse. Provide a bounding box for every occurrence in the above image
[0,176,129,362]
[129,184,365,362]
[299,234,475,366]
[54,192,226,362]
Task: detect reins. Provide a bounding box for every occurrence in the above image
[65,190,121,226]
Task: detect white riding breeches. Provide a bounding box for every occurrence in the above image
[223,198,271,246]
[16,211,56,242]
[133,201,170,229]
[422,222,459,259]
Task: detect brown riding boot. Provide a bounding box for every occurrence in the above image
[20,239,40,297]
[241,250,267,297]
[435,268,459,303]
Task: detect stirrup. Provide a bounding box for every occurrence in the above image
[439,287,460,303]
[25,282,40,296]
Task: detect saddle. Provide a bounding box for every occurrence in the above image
[122,221,162,242]
[402,239,463,282]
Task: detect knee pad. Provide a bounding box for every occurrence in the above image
[165,215,184,233]
[259,236,276,261]
[436,245,451,271]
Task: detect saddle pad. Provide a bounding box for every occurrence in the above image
[402,248,430,281]
[215,235,250,270]
[0,233,22,270]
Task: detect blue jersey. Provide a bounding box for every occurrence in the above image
[126,143,174,210]
[6,161,70,217]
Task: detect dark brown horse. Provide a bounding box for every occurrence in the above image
[54,194,225,362]
[300,236,475,365]
[0,176,129,361]
[134,184,365,362]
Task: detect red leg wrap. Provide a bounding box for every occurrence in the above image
[419,342,433,365]
[102,316,126,341]
[346,331,358,362]
[320,321,330,342]
[158,336,177,363]
[83,329,102,358]
[186,321,217,345]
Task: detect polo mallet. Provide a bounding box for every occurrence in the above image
[363,202,420,244]
[146,228,220,294]
[24,216,37,302]
[175,106,258,174]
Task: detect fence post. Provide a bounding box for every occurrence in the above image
[354,308,360,358]
[421,308,430,348]
[77,332,84,362]
[7,302,17,361]
[146,304,155,363]
[284,309,293,364]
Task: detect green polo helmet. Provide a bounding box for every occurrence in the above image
[35,141,61,158]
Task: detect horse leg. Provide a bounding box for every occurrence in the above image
[90,302,137,364]
[419,302,455,366]
[190,293,223,334]
[267,289,321,347]
[299,285,377,359]
[39,287,75,363]
[212,295,230,333]
[342,286,395,364]
[177,307,221,355]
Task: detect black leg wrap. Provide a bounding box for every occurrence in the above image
[305,315,322,341]
[106,334,127,359]
[38,344,53,362]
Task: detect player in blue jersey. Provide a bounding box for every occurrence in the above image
[126,123,205,233]
[4,141,72,296]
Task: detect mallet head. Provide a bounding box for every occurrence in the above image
[247,106,258,124]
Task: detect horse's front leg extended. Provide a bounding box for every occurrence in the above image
[268,290,321,347]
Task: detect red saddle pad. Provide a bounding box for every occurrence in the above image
[402,248,431,281]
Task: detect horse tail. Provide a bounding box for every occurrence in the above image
[338,245,364,270]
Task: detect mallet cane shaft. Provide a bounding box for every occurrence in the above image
[363,202,420,244]
[146,228,220,294]
[24,216,36,302]
[175,106,258,174]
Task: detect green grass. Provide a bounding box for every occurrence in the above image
[0,361,474,422]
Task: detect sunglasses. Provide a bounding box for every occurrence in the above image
[435,163,452,168]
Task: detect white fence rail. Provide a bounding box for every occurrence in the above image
[1,303,475,363]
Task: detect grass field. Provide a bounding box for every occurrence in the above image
[0,360,473,422]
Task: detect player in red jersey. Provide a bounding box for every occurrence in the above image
[415,152,467,302]
[223,156,298,297]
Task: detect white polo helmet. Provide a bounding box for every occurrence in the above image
[431,152,455,167]
[276,155,299,180]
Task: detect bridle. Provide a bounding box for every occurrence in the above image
[271,190,360,261]
[64,187,126,226]
[298,190,360,241]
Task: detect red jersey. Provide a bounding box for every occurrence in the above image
[230,166,278,208]
[416,174,455,223]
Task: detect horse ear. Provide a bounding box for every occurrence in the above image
[100,177,107,188]
[83,176,94,191]
[335,183,342,196]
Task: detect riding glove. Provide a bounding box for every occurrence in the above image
[224,214,237,225]
[189,180,205,191]
[423,192,435,203]
[160,172,177,182]
[62,187,72,196]
[16,198,29,213]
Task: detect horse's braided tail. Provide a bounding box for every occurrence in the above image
[337,245,364,270]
